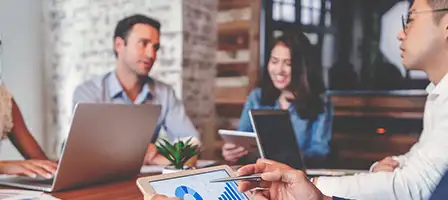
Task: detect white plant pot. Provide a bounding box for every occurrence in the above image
[162,165,190,174]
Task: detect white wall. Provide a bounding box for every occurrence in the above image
[0,0,47,160]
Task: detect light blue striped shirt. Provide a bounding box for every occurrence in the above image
[72,71,199,143]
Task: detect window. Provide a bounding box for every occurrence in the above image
[272,0,296,22]
[301,0,332,26]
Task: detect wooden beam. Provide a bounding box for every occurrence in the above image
[219,0,251,11]
[217,63,248,77]
[218,20,250,36]
[215,86,247,105]
[248,0,261,91]
[218,31,249,51]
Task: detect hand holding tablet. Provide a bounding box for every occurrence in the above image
[137,165,252,200]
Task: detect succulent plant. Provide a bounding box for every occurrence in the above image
[156,137,199,169]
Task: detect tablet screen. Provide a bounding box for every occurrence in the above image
[250,110,306,171]
[149,169,248,200]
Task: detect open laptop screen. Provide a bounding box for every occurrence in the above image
[249,110,306,171]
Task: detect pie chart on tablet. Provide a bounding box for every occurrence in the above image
[175,186,203,200]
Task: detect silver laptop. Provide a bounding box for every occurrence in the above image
[0,103,161,192]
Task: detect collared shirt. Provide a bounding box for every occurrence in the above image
[316,73,448,200]
[72,71,200,143]
[237,88,333,157]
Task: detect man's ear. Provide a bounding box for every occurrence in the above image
[441,14,448,40]
[114,37,125,56]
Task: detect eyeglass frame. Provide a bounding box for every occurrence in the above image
[402,8,448,34]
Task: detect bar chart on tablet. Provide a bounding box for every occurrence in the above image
[219,182,246,200]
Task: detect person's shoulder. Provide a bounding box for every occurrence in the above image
[74,73,108,95]
[149,77,179,102]
[151,78,173,91]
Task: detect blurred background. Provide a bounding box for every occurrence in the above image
[0,0,425,169]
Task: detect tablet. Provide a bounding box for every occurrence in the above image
[137,165,251,200]
[218,130,259,157]
[249,110,306,171]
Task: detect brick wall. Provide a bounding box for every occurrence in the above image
[42,0,217,157]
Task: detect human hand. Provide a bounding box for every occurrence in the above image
[237,159,331,200]
[372,156,400,172]
[0,160,57,178]
[222,143,248,164]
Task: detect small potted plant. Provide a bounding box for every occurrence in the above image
[156,137,200,174]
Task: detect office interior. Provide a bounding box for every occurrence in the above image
[0,0,422,177]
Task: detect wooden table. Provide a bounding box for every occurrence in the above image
[1,175,151,200]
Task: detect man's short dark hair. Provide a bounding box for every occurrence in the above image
[113,14,161,57]
[427,0,448,23]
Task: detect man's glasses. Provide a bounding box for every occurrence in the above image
[402,8,448,34]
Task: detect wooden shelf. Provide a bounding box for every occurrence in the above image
[218,31,249,51]
[215,86,247,105]
[219,0,250,11]
[217,63,248,77]
[215,86,246,118]
[218,20,250,36]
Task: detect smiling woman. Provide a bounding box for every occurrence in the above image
[221,32,333,165]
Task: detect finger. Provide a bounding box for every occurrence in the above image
[389,161,400,167]
[262,169,307,184]
[257,159,294,171]
[223,150,247,161]
[34,161,58,175]
[223,143,237,150]
[146,145,158,161]
[238,180,264,192]
[372,165,395,172]
[232,150,248,159]
[222,147,246,157]
[237,164,260,176]
[145,153,156,164]
[382,157,399,167]
[224,147,246,156]
[151,194,181,200]
[22,163,52,178]
[238,159,275,176]
[9,167,37,178]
